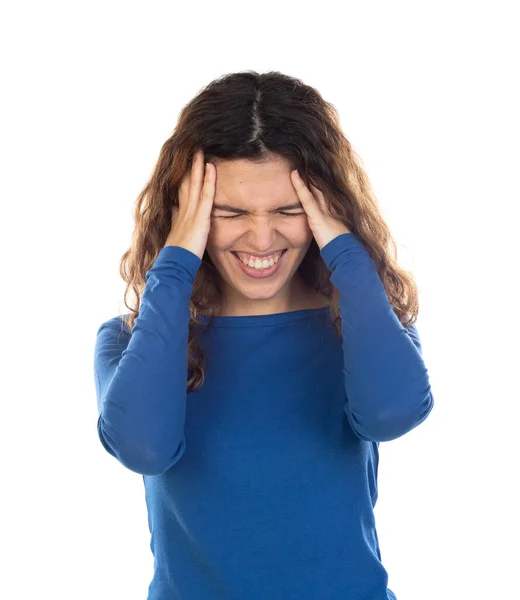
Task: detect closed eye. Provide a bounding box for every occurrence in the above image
[214,211,305,219]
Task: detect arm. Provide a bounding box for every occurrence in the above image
[93,245,201,475]
[320,233,434,442]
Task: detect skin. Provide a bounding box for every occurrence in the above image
[205,155,331,317]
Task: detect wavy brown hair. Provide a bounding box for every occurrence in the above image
[118,70,419,392]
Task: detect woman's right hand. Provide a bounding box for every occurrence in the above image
[164,148,216,260]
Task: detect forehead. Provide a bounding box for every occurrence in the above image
[214,157,297,208]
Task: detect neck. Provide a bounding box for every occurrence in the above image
[215,273,329,317]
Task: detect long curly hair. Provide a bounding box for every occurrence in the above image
[118,70,420,393]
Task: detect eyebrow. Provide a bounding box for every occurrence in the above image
[212,202,304,214]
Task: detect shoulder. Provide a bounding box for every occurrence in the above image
[95,313,132,344]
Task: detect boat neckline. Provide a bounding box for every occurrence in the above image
[196,305,332,328]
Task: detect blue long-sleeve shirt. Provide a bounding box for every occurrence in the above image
[93,232,434,600]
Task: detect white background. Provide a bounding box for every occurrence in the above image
[2,1,518,599]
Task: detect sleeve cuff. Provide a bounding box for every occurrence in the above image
[319,233,370,271]
[152,245,202,281]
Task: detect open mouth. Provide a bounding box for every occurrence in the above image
[231,249,287,262]
[231,249,288,277]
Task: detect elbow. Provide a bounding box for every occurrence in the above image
[348,389,435,443]
[116,438,187,476]
[97,415,186,475]
[374,391,434,441]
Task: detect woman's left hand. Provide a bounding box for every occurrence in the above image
[290,169,351,250]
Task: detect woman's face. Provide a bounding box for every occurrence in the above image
[205,156,315,314]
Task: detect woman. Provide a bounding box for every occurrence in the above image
[93,70,434,600]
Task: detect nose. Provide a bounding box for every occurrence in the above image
[245,217,279,253]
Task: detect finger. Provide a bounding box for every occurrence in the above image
[309,183,329,213]
[188,149,205,211]
[290,170,322,217]
[199,161,216,214]
[178,172,190,205]
[177,166,193,213]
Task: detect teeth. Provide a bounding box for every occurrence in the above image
[235,251,283,269]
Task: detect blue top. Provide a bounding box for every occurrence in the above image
[93,233,434,600]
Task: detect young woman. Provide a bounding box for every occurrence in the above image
[93,70,434,600]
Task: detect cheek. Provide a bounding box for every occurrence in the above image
[283,219,313,247]
[206,219,234,250]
